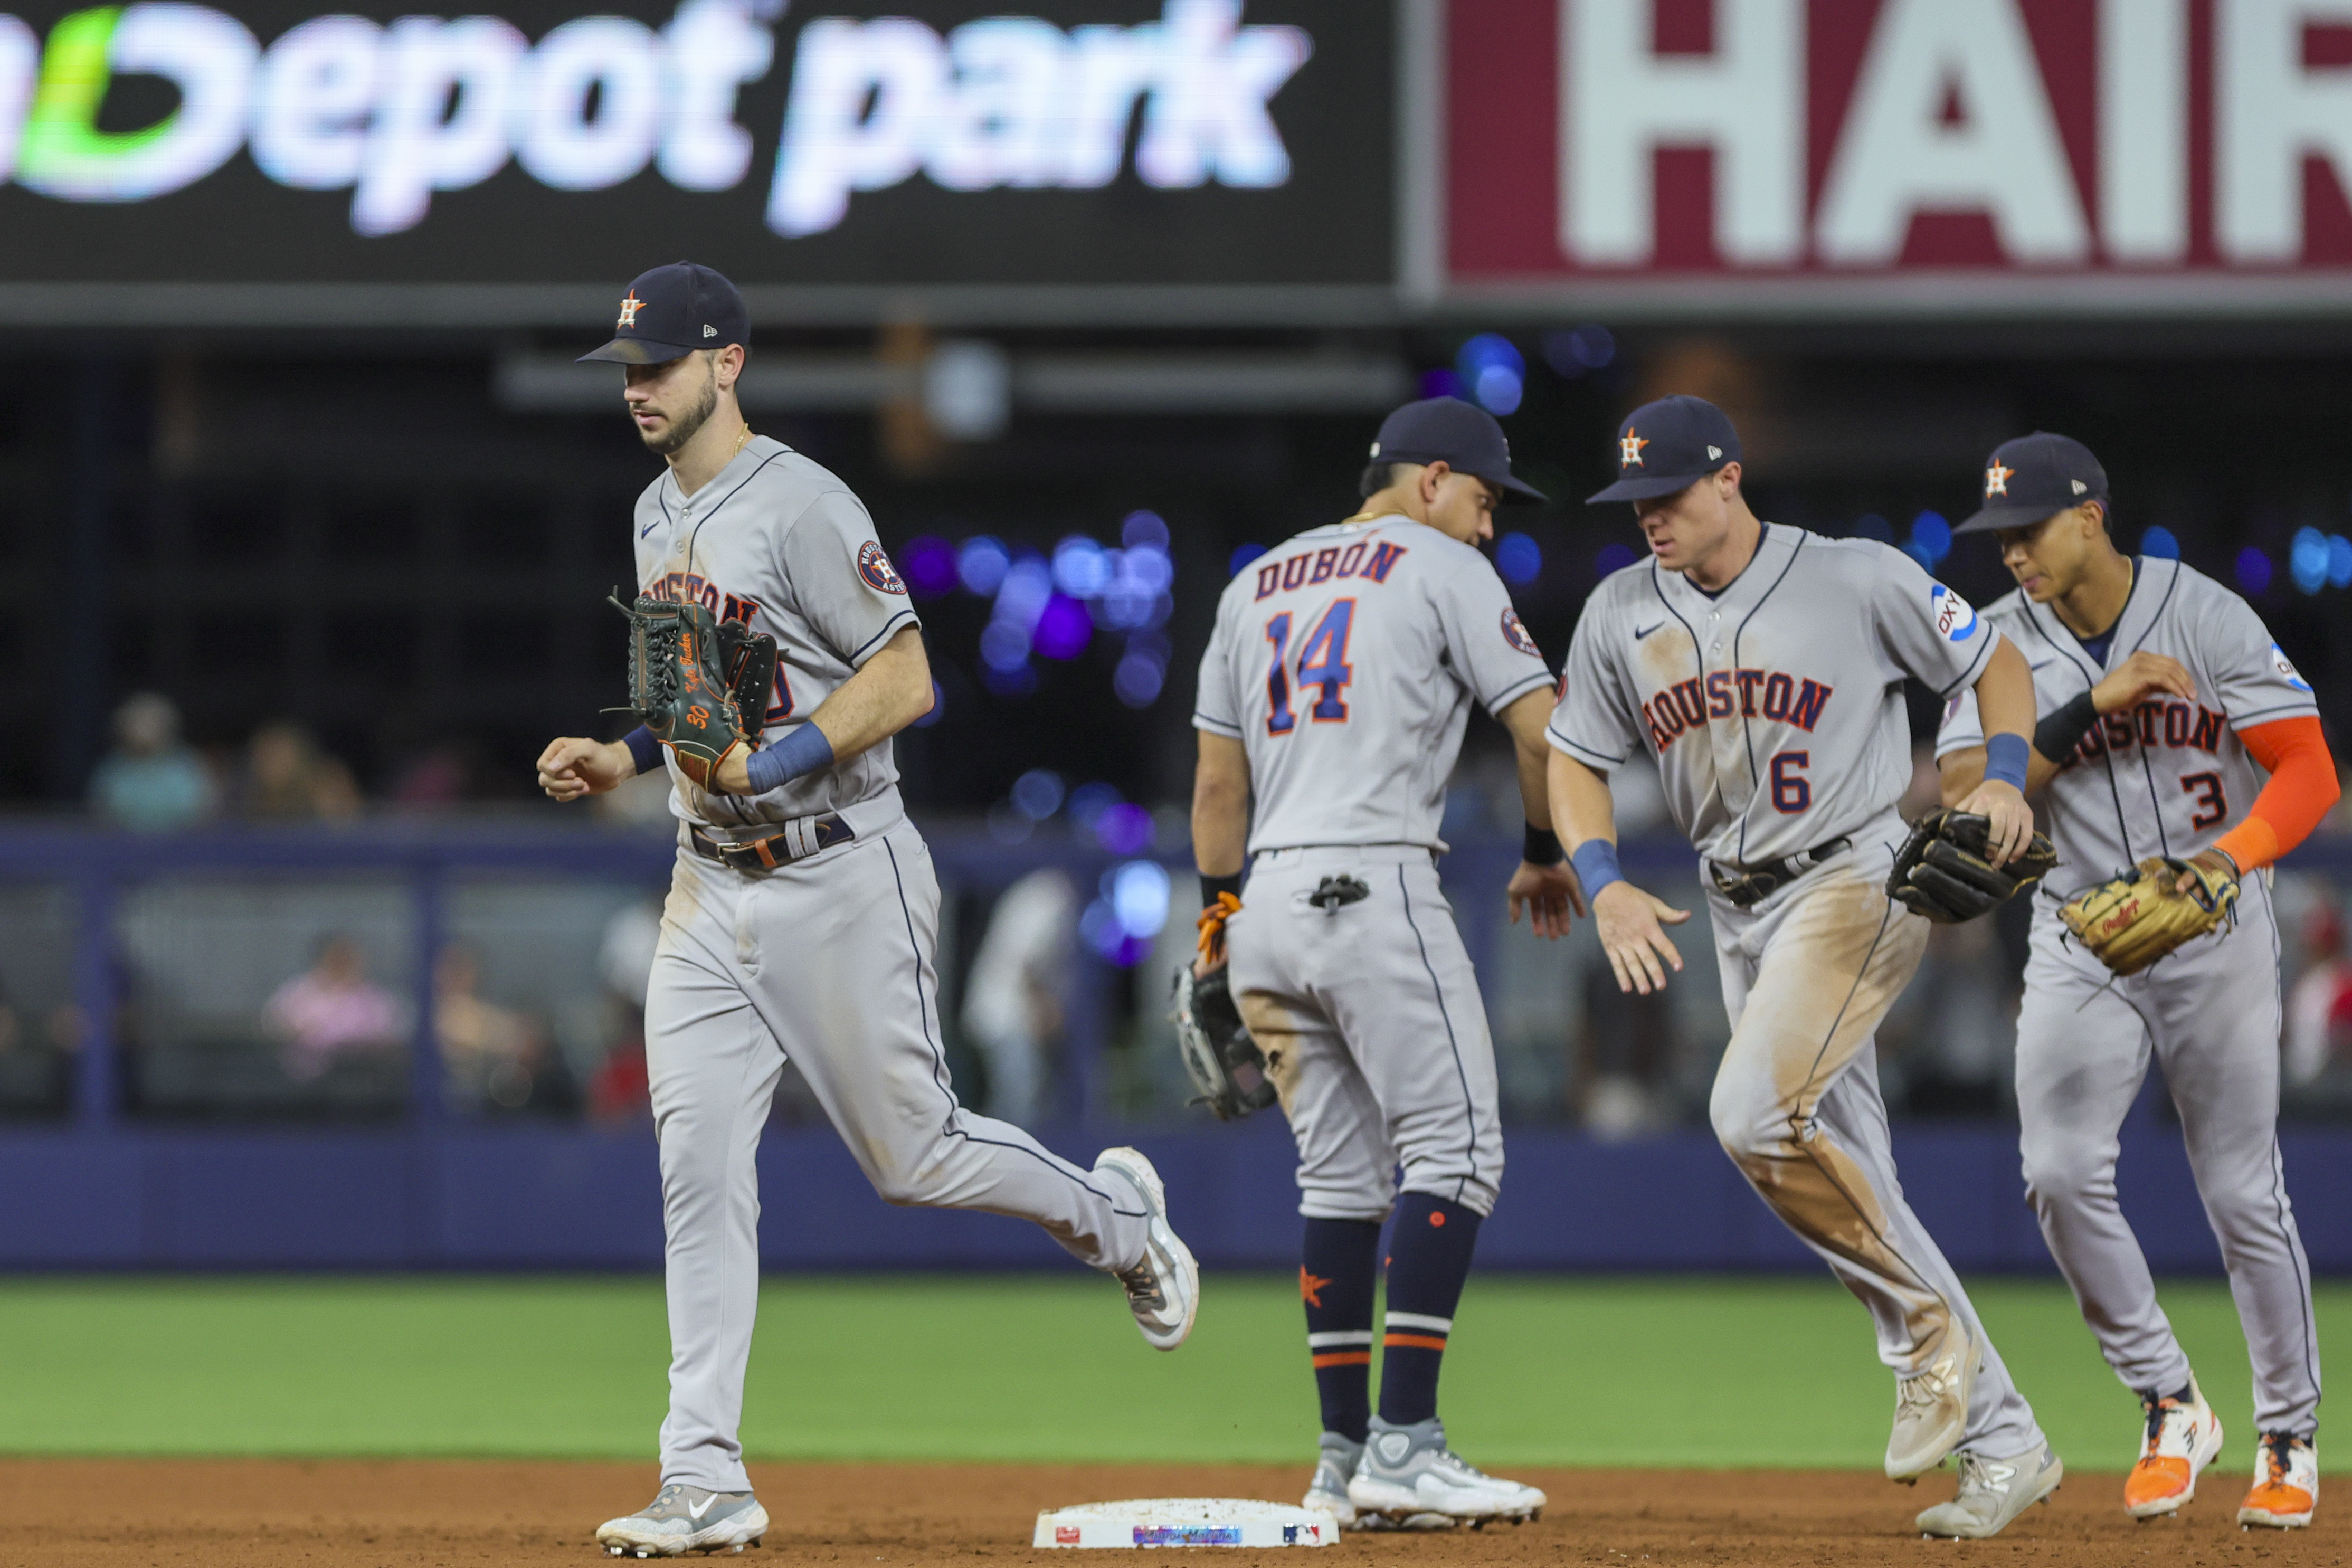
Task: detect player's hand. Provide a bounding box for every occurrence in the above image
[1956,777,2032,867]
[536,737,636,802]
[1192,954,1228,981]
[2175,847,2239,896]
[1506,861,1585,940]
[2093,651,2195,715]
[1592,880,1689,996]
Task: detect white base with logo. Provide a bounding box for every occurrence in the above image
[1033,1498,1338,1548]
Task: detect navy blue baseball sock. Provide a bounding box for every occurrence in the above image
[1377,1193,1484,1428]
[1301,1218,1381,1443]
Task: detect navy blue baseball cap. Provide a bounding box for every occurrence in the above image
[1370,397,1547,503]
[1956,432,2110,534]
[1586,395,1742,503]
[578,261,750,365]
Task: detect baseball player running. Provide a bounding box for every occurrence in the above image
[1188,397,1578,1528]
[536,262,1198,1559]
[1548,396,2062,1540]
[1937,432,2336,1528]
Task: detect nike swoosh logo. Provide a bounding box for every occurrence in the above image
[2027,658,2056,671]
[1635,622,1666,640]
[687,1496,716,1520]
[640,521,660,539]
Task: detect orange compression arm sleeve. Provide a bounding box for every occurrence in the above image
[2211,715,2339,873]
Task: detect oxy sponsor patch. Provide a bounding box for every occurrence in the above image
[1931,583,1979,642]
[2273,643,2312,692]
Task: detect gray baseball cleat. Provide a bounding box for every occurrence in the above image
[1887,1325,1978,1482]
[1304,1433,1453,1532]
[1345,1417,1545,1526]
[1916,1447,2064,1538]
[596,1483,770,1557]
[1095,1147,1199,1351]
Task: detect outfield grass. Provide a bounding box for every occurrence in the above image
[0,1272,2336,1472]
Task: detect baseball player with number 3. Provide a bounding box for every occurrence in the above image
[535,263,1198,1558]
[1548,396,2063,1540]
[1937,433,2338,1530]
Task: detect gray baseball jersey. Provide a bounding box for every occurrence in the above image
[626,439,1155,1495]
[1937,557,2317,891]
[632,435,919,835]
[1936,557,2320,1436]
[1548,525,2003,866]
[1192,514,1556,853]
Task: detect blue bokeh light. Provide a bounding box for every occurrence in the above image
[1108,860,1171,937]
[1910,511,1952,566]
[1032,594,1093,660]
[1011,768,1065,820]
[1494,531,1542,584]
[901,535,957,598]
[2236,546,2274,596]
[956,536,1010,596]
[1420,369,1466,401]
[2139,526,2180,561]
[1539,325,1615,377]
[1051,535,1110,597]
[1595,541,1638,576]
[1229,542,1268,577]
[2291,527,2329,594]
[1854,514,1894,543]
[2330,534,2352,590]
[1457,335,1525,416]
[1121,510,1170,550]
[1094,803,1156,857]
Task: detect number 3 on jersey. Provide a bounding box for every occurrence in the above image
[1265,600,1357,734]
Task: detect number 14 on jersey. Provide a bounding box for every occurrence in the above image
[1265,600,1356,734]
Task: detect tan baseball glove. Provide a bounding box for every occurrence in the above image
[2059,854,2239,975]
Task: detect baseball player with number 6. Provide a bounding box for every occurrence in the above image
[535,263,1198,1558]
[1548,396,2062,1539]
[1937,433,2338,1529]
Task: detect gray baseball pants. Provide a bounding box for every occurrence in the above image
[1226,845,1505,1220]
[1706,852,2047,1461]
[2015,874,2320,1434]
[644,819,1152,1492]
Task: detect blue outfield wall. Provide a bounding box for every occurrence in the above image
[7,1116,2351,1274]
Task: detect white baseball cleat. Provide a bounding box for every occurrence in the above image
[1305,1433,1453,1532]
[1887,1325,1977,1483]
[1094,1147,1199,1351]
[2238,1432,2318,1529]
[596,1483,769,1557]
[1915,1447,2063,1539]
[1345,1417,1544,1527]
[2125,1377,2223,1519]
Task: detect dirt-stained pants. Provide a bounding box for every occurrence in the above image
[1707,855,2046,1460]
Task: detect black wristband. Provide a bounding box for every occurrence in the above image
[2032,688,2100,765]
[1522,824,1567,866]
[1201,872,1243,909]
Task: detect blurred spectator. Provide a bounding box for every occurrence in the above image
[89,692,215,831]
[235,723,361,821]
[589,898,662,1118]
[435,944,543,1111]
[960,869,1078,1126]
[2286,903,2352,1087]
[261,934,407,1081]
[390,743,472,810]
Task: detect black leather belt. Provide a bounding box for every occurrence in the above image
[1706,837,1851,909]
[689,817,854,872]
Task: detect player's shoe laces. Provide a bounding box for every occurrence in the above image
[1887,1325,1978,1482]
[1094,1147,1198,1351]
[1344,1417,1545,1527]
[595,1483,769,1557]
[2124,1377,2223,1520]
[1915,1447,2063,1539]
[2238,1432,2318,1529]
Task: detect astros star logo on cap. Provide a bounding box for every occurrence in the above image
[1619,429,1650,468]
[617,291,643,329]
[1984,459,2013,498]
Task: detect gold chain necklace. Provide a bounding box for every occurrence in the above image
[729,425,755,461]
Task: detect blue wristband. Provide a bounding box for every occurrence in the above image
[1984,732,2030,792]
[1570,838,1624,899]
[743,723,834,794]
[622,726,662,778]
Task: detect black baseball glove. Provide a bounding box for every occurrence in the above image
[1885,808,2059,924]
[1170,964,1276,1122]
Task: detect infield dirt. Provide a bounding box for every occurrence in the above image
[0,1457,2340,1567]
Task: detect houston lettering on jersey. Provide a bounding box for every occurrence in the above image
[1643,669,1832,751]
[2065,699,2229,763]
[1254,541,1408,601]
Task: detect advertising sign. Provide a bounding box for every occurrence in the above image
[0,0,1389,316]
[1443,0,2352,315]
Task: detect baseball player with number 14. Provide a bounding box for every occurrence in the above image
[1937,433,2338,1529]
[1548,397,2062,1540]
[535,263,1198,1559]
